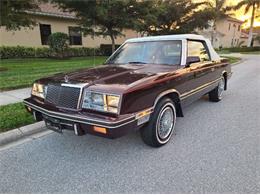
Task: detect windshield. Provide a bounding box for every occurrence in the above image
[107,40,182,65]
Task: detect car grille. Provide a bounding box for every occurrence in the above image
[45,84,81,109]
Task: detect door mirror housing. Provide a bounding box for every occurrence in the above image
[186,56,200,67]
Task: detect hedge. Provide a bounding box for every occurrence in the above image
[217,46,260,53]
[0,46,103,59]
[100,44,121,56]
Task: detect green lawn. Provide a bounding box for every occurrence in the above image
[221,56,241,64]
[0,56,107,91]
[239,51,260,54]
[217,50,260,55]
[0,103,35,132]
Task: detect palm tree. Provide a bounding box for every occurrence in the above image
[233,0,260,47]
[206,0,231,45]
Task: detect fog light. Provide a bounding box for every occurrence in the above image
[93,126,107,134]
[27,106,32,112]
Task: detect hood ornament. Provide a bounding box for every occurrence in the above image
[64,75,69,83]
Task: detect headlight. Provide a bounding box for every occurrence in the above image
[82,91,120,114]
[31,83,47,99]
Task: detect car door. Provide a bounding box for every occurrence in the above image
[180,40,214,105]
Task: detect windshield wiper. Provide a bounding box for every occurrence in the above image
[127,61,147,64]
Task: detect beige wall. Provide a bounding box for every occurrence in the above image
[0,15,139,47]
[197,19,244,48]
[216,19,243,48]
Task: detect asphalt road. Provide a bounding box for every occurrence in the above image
[0,54,259,193]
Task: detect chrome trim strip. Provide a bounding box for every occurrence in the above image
[24,101,135,128]
[61,83,86,88]
[153,89,181,108]
[181,39,187,66]
[180,78,221,100]
[74,124,78,135]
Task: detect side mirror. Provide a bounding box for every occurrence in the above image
[186,56,200,67]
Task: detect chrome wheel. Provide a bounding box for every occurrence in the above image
[156,104,175,142]
[218,77,225,98]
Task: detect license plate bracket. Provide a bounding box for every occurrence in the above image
[45,119,63,133]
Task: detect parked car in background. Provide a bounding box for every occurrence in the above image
[24,34,232,147]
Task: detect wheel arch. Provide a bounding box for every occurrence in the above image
[153,89,184,117]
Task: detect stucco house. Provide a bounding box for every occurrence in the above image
[243,26,260,47]
[197,17,245,48]
[0,3,139,48]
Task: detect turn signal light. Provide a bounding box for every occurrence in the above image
[93,126,107,134]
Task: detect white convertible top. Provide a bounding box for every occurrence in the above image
[125,34,206,43]
[125,34,220,62]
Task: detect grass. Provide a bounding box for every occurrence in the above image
[0,56,107,91]
[217,50,260,55]
[0,102,35,132]
[220,56,241,64]
[239,51,260,54]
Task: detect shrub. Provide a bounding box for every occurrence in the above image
[217,46,260,53]
[47,32,69,59]
[228,46,260,52]
[0,46,102,59]
[67,47,102,57]
[100,44,120,56]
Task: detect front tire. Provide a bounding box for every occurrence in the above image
[209,76,225,102]
[141,98,176,147]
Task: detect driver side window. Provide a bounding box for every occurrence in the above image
[187,41,210,64]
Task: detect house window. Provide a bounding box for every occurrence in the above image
[69,27,82,45]
[40,24,51,45]
[228,23,231,30]
[238,25,240,31]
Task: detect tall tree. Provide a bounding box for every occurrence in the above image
[133,0,213,36]
[232,0,260,47]
[205,0,231,45]
[0,0,40,30]
[53,0,140,53]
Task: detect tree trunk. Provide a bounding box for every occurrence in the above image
[247,3,255,47]
[110,34,115,54]
[211,20,216,47]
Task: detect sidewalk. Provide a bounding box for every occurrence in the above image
[0,88,31,106]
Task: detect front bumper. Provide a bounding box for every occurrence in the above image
[23,98,139,138]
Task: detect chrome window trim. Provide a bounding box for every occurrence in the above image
[181,39,187,66]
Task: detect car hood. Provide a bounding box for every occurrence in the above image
[38,64,181,93]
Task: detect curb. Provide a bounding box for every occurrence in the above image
[231,59,243,66]
[0,121,49,146]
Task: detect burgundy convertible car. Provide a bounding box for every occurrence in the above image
[24,34,232,147]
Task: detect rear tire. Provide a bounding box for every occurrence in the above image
[209,76,225,102]
[141,98,176,147]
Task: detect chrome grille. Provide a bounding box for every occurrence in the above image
[45,84,81,109]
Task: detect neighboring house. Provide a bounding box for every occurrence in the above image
[240,30,249,46]
[197,17,244,48]
[0,3,139,48]
[243,26,260,46]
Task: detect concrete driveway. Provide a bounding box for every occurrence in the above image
[0,54,259,193]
